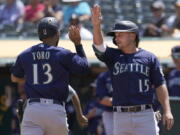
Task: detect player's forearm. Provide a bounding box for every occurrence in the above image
[75,45,86,58]
[100,97,112,107]
[156,84,171,113]
[72,94,83,116]
[93,24,104,45]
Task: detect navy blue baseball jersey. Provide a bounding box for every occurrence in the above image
[94,46,165,106]
[168,69,180,97]
[96,71,113,111]
[11,43,88,102]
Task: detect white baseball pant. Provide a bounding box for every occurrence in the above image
[102,111,113,135]
[113,109,159,135]
[21,101,69,135]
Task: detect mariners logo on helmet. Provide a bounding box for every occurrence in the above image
[38,17,59,41]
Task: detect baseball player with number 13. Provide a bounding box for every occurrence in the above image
[91,5,174,135]
[11,17,89,135]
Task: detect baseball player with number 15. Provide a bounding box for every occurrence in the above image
[11,17,89,135]
[91,5,174,135]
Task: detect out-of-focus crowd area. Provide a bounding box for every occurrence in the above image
[0,0,180,39]
[1,0,180,135]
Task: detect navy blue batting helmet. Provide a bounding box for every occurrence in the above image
[107,20,140,47]
[107,20,139,36]
[38,17,59,41]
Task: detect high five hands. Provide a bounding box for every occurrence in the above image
[69,25,81,45]
[91,5,102,26]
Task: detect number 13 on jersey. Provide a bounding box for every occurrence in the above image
[33,63,53,84]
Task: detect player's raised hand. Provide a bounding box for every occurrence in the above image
[91,4,102,26]
[68,25,81,45]
[162,111,174,130]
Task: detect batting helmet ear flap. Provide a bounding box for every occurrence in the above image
[113,36,117,46]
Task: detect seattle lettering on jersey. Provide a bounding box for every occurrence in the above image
[113,62,150,77]
[32,51,50,60]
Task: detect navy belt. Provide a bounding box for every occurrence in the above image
[113,104,152,112]
[29,98,64,106]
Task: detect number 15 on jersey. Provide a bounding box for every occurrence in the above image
[139,79,150,93]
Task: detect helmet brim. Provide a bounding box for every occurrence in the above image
[106,30,137,36]
[106,32,114,36]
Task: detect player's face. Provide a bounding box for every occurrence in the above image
[115,32,136,49]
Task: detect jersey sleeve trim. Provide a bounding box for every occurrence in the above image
[93,44,107,53]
